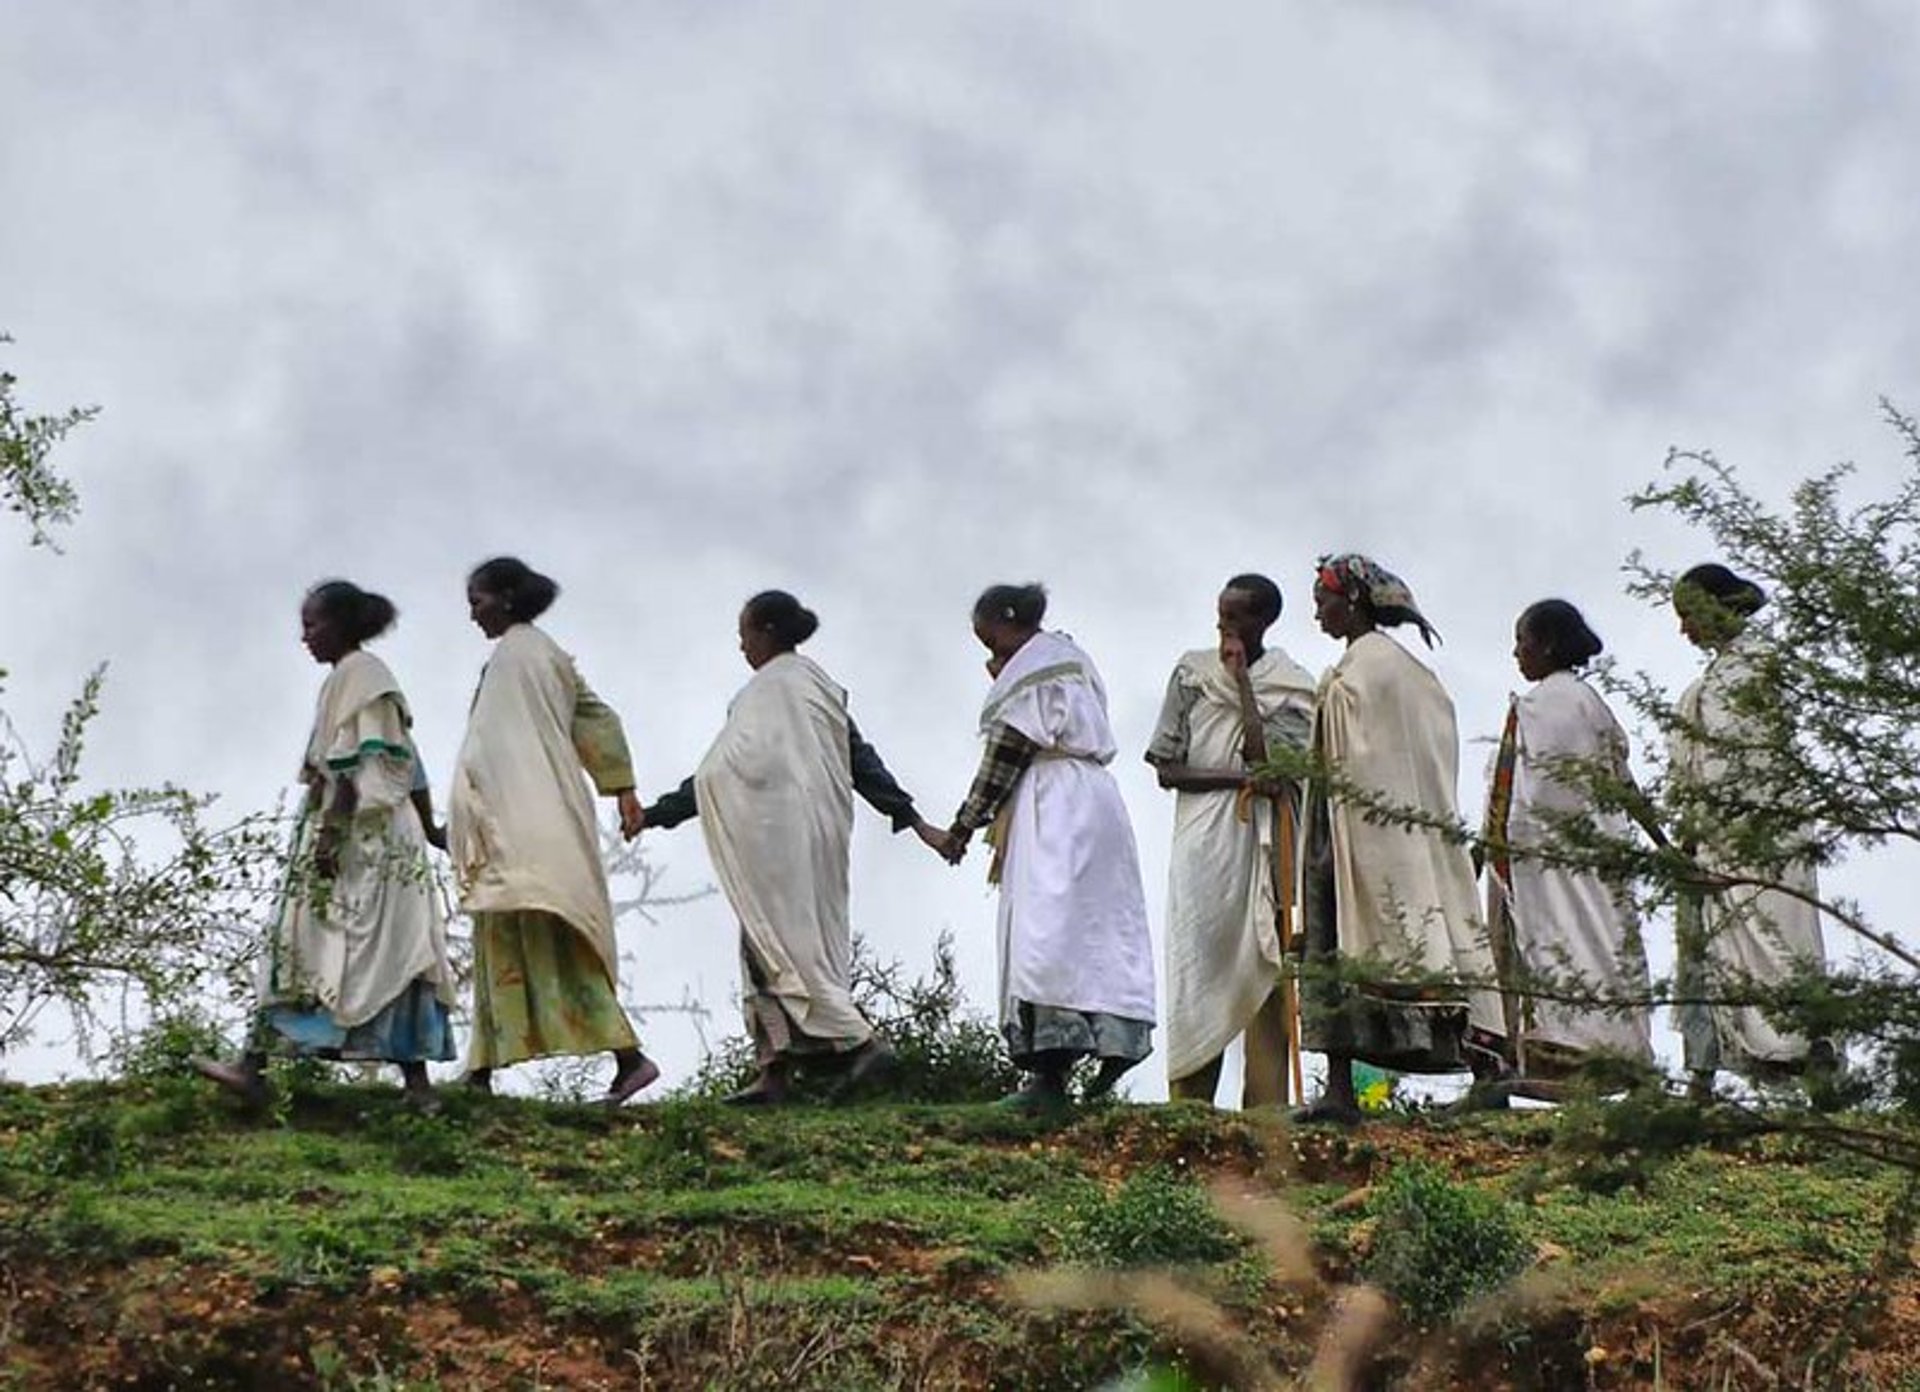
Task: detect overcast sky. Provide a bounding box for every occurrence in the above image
[5,2,1918,1095]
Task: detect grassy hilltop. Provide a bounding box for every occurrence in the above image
[2,1077,1918,1390]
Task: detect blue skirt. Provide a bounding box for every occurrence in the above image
[263,978,455,1063]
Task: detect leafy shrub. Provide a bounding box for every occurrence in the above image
[107,1009,233,1082]
[1069,1166,1239,1269]
[679,931,1022,1104]
[38,1107,124,1178]
[1361,1160,1531,1328]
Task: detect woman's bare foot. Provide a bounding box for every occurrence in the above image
[724,1063,790,1107]
[191,1055,270,1107]
[605,1051,661,1106]
[401,1063,440,1114]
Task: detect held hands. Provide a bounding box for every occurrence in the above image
[913,819,966,865]
[616,790,646,841]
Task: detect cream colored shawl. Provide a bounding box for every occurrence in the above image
[1161,647,1317,1080]
[981,631,1156,1027]
[1488,671,1652,1062]
[1315,632,1501,1038]
[449,623,629,977]
[696,652,871,1044]
[263,649,453,1025]
[1672,632,1826,1065]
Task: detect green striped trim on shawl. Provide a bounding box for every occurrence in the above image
[325,738,414,772]
[980,660,1088,730]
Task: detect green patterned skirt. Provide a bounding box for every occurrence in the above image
[467,910,638,1070]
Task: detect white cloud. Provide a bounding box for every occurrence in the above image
[5,1,1918,1091]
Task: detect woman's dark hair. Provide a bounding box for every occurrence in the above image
[972,582,1048,629]
[1518,598,1604,670]
[1224,572,1283,625]
[742,589,819,650]
[306,580,397,643]
[468,556,560,621]
[1675,563,1767,616]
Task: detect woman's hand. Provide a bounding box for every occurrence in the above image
[913,820,961,862]
[616,790,645,841]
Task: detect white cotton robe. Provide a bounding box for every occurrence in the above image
[1311,631,1502,1047]
[1486,672,1652,1064]
[695,652,872,1047]
[1158,648,1317,1082]
[1672,633,1826,1068]
[982,632,1157,1031]
[449,623,623,977]
[263,650,454,1025]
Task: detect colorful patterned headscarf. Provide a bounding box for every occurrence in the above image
[1315,553,1440,647]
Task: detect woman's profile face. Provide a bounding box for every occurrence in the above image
[1514,619,1556,682]
[467,582,515,640]
[1673,584,1742,652]
[973,615,1023,676]
[738,609,780,670]
[1313,583,1354,641]
[300,596,351,666]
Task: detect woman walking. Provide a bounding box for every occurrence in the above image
[1481,599,1653,1091]
[946,584,1156,1111]
[1295,555,1502,1124]
[1669,563,1828,1100]
[639,590,950,1105]
[450,557,657,1103]
[195,581,455,1108]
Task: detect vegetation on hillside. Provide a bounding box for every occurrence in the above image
[4,1079,1919,1389]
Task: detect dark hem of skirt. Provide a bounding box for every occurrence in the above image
[1003,1000,1154,1071]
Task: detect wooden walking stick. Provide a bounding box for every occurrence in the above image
[1273,792,1304,1105]
[1230,646,1304,1107]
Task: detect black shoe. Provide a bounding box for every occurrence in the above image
[1081,1057,1136,1102]
[998,1076,1069,1114]
[1291,1097,1363,1127]
[831,1039,897,1103]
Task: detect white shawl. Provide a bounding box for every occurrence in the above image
[982,631,1156,1027]
[1489,671,1652,1061]
[1162,647,1317,1080]
[449,624,620,976]
[1315,632,1501,1038]
[696,652,871,1044]
[263,649,453,1025]
[1672,633,1826,1065]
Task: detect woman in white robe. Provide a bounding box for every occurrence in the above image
[1669,564,1828,1096]
[195,581,454,1108]
[947,584,1156,1111]
[1296,555,1503,1124]
[1146,573,1316,1108]
[1481,600,1653,1086]
[450,557,657,1105]
[640,590,952,1105]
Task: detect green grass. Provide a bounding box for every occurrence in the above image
[2,1078,1918,1389]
